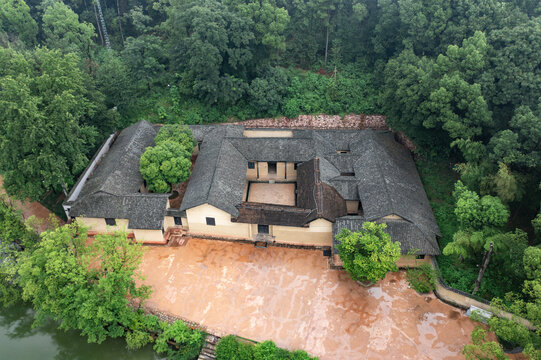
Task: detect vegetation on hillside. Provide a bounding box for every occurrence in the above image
[0,0,540,355]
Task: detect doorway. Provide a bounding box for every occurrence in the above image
[268,161,277,175]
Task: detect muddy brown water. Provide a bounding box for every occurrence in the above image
[139,238,480,359]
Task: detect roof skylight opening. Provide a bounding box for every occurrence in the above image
[340,172,355,177]
[337,150,350,154]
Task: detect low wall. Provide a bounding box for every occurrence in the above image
[227,114,417,152]
[431,257,535,331]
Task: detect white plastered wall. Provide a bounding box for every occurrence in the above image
[132,229,166,244]
[271,218,333,247]
[185,203,251,239]
[79,217,129,233]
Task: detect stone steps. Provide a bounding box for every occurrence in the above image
[198,334,220,360]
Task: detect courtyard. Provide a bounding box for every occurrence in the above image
[246,182,296,206]
[139,239,479,359]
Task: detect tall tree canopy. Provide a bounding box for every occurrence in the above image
[336,222,401,283]
[42,1,96,58]
[0,47,97,201]
[17,223,151,343]
[0,0,37,46]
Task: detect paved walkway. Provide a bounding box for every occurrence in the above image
[0,175,64,232]
[139,239,481,359]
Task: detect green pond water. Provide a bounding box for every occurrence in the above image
[0,302,164,359]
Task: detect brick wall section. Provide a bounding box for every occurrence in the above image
[227,114,417,152]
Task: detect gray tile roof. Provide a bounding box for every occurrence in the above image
[66,120,169,230]
[67,121,440,254]
[227,137,315,162]
[179,128,247,216]
[181,125,440,255]
[333,216,440,255]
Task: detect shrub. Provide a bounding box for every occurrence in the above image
[253,340,291,359]
[488,317,538,350]
[406,263,437,293]
[154,320,204,360]
[463,326,509,360]
[216,335,253,360]
[215,336,318,360]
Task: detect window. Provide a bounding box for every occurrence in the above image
[174,217,182,226]
[258,224,269,234]
[416,254,426,259]
[346,200,360,215]
[206,217,216,226]
[340,172,355,177]
[248,161,255,169]
[268,161,277,175]
[105,218,116,226]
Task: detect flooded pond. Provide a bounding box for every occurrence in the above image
[0,301,163,359]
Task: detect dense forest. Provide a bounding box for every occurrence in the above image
[1,0,541,354]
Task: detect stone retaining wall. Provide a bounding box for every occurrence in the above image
[139,301,228,337]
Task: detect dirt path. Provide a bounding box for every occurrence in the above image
[140,238,481,359]
[0,175,64,233]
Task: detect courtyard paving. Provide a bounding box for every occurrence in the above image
[247,182,296,206]
[139,238,479,359]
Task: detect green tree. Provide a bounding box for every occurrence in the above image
[0,0,38,46]
[153,320,204,360]
[18,223,151,343]
[336,222,401,283]
[0,47,98,201]
[224,0,290,58]
[462,326,509,360]
[443,181,514,294]
[154,124,196,151]
[0,196,38,307]
[95,50,134,113]
[139,141,192,193]
[165,0,253,104]
[451,181,509,232]
[249,66,290,115]
[383,32,492,160]
[489,105,541,169]
[42,1,96,58]
[122,35,166,91]
[523,247,541,281]
[487,18,541,111]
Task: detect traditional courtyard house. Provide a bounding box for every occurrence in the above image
[64,120,441,264]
